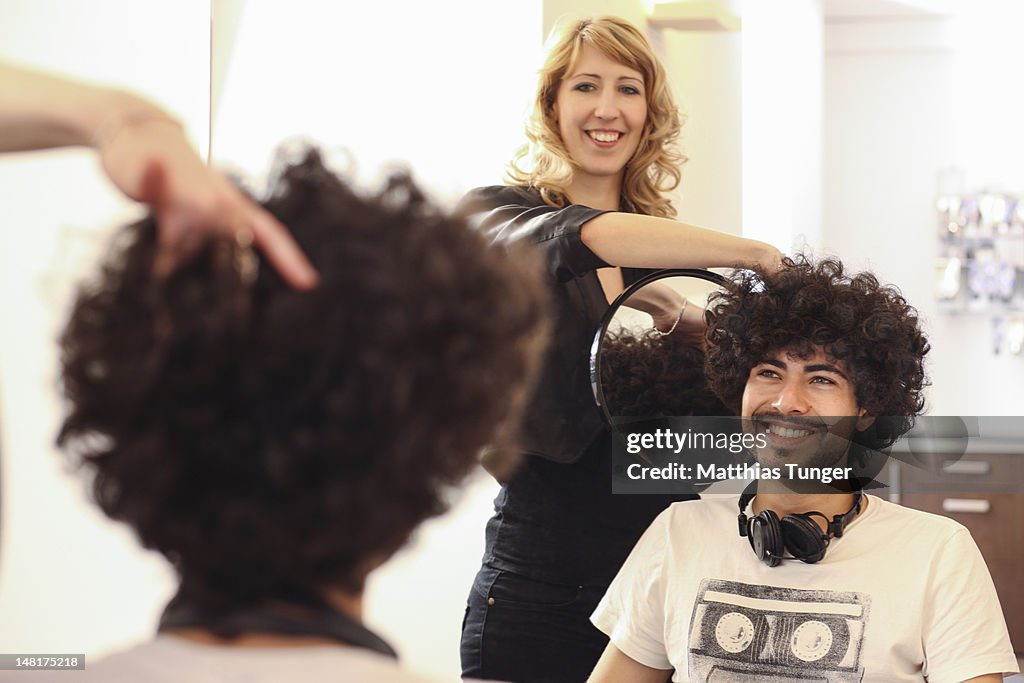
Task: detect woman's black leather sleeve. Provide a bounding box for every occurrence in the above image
[456,186,612,281]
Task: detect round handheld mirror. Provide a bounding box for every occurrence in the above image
[590,269,743,492]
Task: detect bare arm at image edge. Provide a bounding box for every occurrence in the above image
[587,643,672,683]
[0,62,317,288]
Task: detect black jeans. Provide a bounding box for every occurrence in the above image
[461,564,609,683]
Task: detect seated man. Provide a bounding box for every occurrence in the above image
[588,258,1018,682]
[38,149,548,681]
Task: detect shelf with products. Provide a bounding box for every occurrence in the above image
[936,190,1024,355]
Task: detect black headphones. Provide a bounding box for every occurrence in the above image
[737,482,862,567]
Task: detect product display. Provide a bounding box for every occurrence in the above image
[936,190,1024,354]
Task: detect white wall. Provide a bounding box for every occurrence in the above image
[210,0,542,202]
[659,4,744,237]
[822,10,1024,416]
[741,0,824,252]
[0,0,209,659]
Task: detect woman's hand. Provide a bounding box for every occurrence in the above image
[654,299,706,349]
[756,243,785,273]
[98,117,318,288]
[677,299,708,348]
[651,308,681,335]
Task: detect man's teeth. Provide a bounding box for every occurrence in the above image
[588,131,620,142]
[766,424,813,438]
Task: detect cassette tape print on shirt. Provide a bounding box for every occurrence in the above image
[688,579,869,682]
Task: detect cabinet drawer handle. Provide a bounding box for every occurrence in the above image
[941,498,990,514]
[941,460,991,476]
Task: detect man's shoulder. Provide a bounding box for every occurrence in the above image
[865,494,968,538]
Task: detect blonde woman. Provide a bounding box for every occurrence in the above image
[457,16,783,683]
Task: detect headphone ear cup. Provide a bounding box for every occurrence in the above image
[749,511,783,567]
[781,514,829,564]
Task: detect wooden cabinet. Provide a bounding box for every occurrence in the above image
[898,453,1024,653]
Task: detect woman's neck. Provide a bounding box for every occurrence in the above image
[566,174,622,211]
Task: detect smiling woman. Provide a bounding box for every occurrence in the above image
[508,15,683,218]
[553,46,648,197]
[457,15,784,683]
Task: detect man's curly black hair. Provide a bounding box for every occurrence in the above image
[57,148,548,610]
[705,256,929,452]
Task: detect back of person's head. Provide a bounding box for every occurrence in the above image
[704,255,929,452]
[57,148,548,610]
[508,15,684,217]
[601,330,727,418]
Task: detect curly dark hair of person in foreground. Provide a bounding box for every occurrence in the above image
[600,329,727,418]
[704,255,930,456]
[57,148,549,612]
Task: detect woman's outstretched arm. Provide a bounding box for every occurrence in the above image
[582,211,782,272]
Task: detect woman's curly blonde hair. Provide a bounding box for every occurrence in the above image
[507,16,685,218]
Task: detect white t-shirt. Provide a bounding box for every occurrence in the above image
[0,635,474,682]
[592,494,1018,683]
